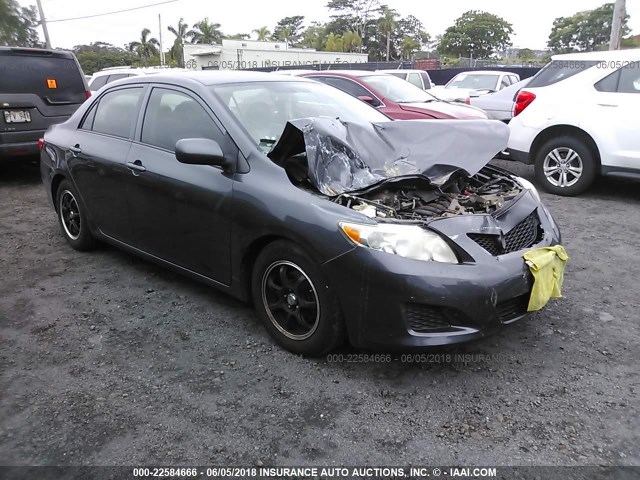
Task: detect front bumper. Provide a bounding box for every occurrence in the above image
[323,193,561,350]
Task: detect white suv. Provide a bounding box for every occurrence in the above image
[507,49,640,196]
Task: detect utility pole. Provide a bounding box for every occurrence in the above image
[35,0,52,49]
[609,0,626,50]
[158,14,165,66]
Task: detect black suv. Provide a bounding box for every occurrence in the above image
[1,47,88,160]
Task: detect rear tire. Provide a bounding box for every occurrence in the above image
[534,136,597,196]
[56,180,96,251]
[251,240,344,356]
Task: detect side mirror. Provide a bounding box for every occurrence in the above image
[357,95,375,105]
[175,138,229,169]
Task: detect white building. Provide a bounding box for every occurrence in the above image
[184,39,368,71]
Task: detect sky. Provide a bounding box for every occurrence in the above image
[25,0,640,51]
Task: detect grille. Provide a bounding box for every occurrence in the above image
[496,293,530,323]
[469,212,542,256]
[404,304,451,333]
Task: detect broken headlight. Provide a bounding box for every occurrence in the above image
[339,222,458,263]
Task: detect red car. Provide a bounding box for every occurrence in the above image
[297,70,488,120]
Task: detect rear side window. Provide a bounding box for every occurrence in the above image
[407,73,422,89]
[420,72,432,89]
[89,75,108,91]
[527,60,599,88]
[91,87,144,138]
[595,61,640,94]
[617,62,640,93]
[0,51,86,104]
[107,73,131,83]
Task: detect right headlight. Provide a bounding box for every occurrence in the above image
[339,222,458,263]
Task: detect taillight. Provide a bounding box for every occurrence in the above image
[38,138,45,151]
[85,91,92,99]
[514,90,536,117]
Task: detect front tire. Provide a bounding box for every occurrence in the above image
[534,136,597,196]
[251,241,344,356]
[56,180,96,251]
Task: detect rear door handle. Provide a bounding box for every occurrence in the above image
[69,144,82,155]
[126,160,146,173]
[597,103,618,107]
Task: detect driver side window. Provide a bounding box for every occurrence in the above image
[141,88,223,152]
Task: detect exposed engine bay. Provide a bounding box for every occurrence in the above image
[330,167,523,222]
[267,117,512,197]
[267,116,524,222]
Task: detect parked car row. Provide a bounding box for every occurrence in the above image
[4,44,638,356]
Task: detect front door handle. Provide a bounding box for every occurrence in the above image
[597,103,618,108]
[126,160,146,173]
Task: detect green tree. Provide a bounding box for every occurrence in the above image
[0,0,40,47]
[325,32,344,52]
[225,33,250,40]
[400,35,420,60]
[191,18,223,44]
[622,36,639,49]
[127,28,159,65]
[438,10,514,60]
[74,42,137,74]
[275,26,293,47]
[341,30,362,52]
[253,26,271,41]
[326,0,380,50]
[548,3,630,53]
[167,18,191,67]
[272,16,305,45]
[378,5,398,61]
[517,48,534,59]
[301,23,326,50]
[397,15,430,50]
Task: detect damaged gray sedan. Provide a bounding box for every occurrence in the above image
[41,71,562,356]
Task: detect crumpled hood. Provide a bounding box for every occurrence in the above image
[399,101,487,119]
[267,117,510,197]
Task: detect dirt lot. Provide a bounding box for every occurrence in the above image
[0,158,638,468]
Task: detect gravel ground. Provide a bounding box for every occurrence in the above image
[0,158,638,468]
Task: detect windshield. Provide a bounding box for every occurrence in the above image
[446,74,499,90]
[360,74,436,103]
[210,80,389,150]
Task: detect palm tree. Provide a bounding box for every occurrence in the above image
[190,18,223,44]
[127,28,159,65]
[252,26,270,41]
[275,26,292,48]
[167,18,192,67]
[379,6,398,61]
[400,36,420,60]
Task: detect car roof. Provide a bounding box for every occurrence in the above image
[92,66,187,76]
[376,69,427,74]
[111,70,316,86]
[271,69,319,75]
[552,48,640,61]
[454,70,514,76]
[301,70,385,78]
[0,46,75,60]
